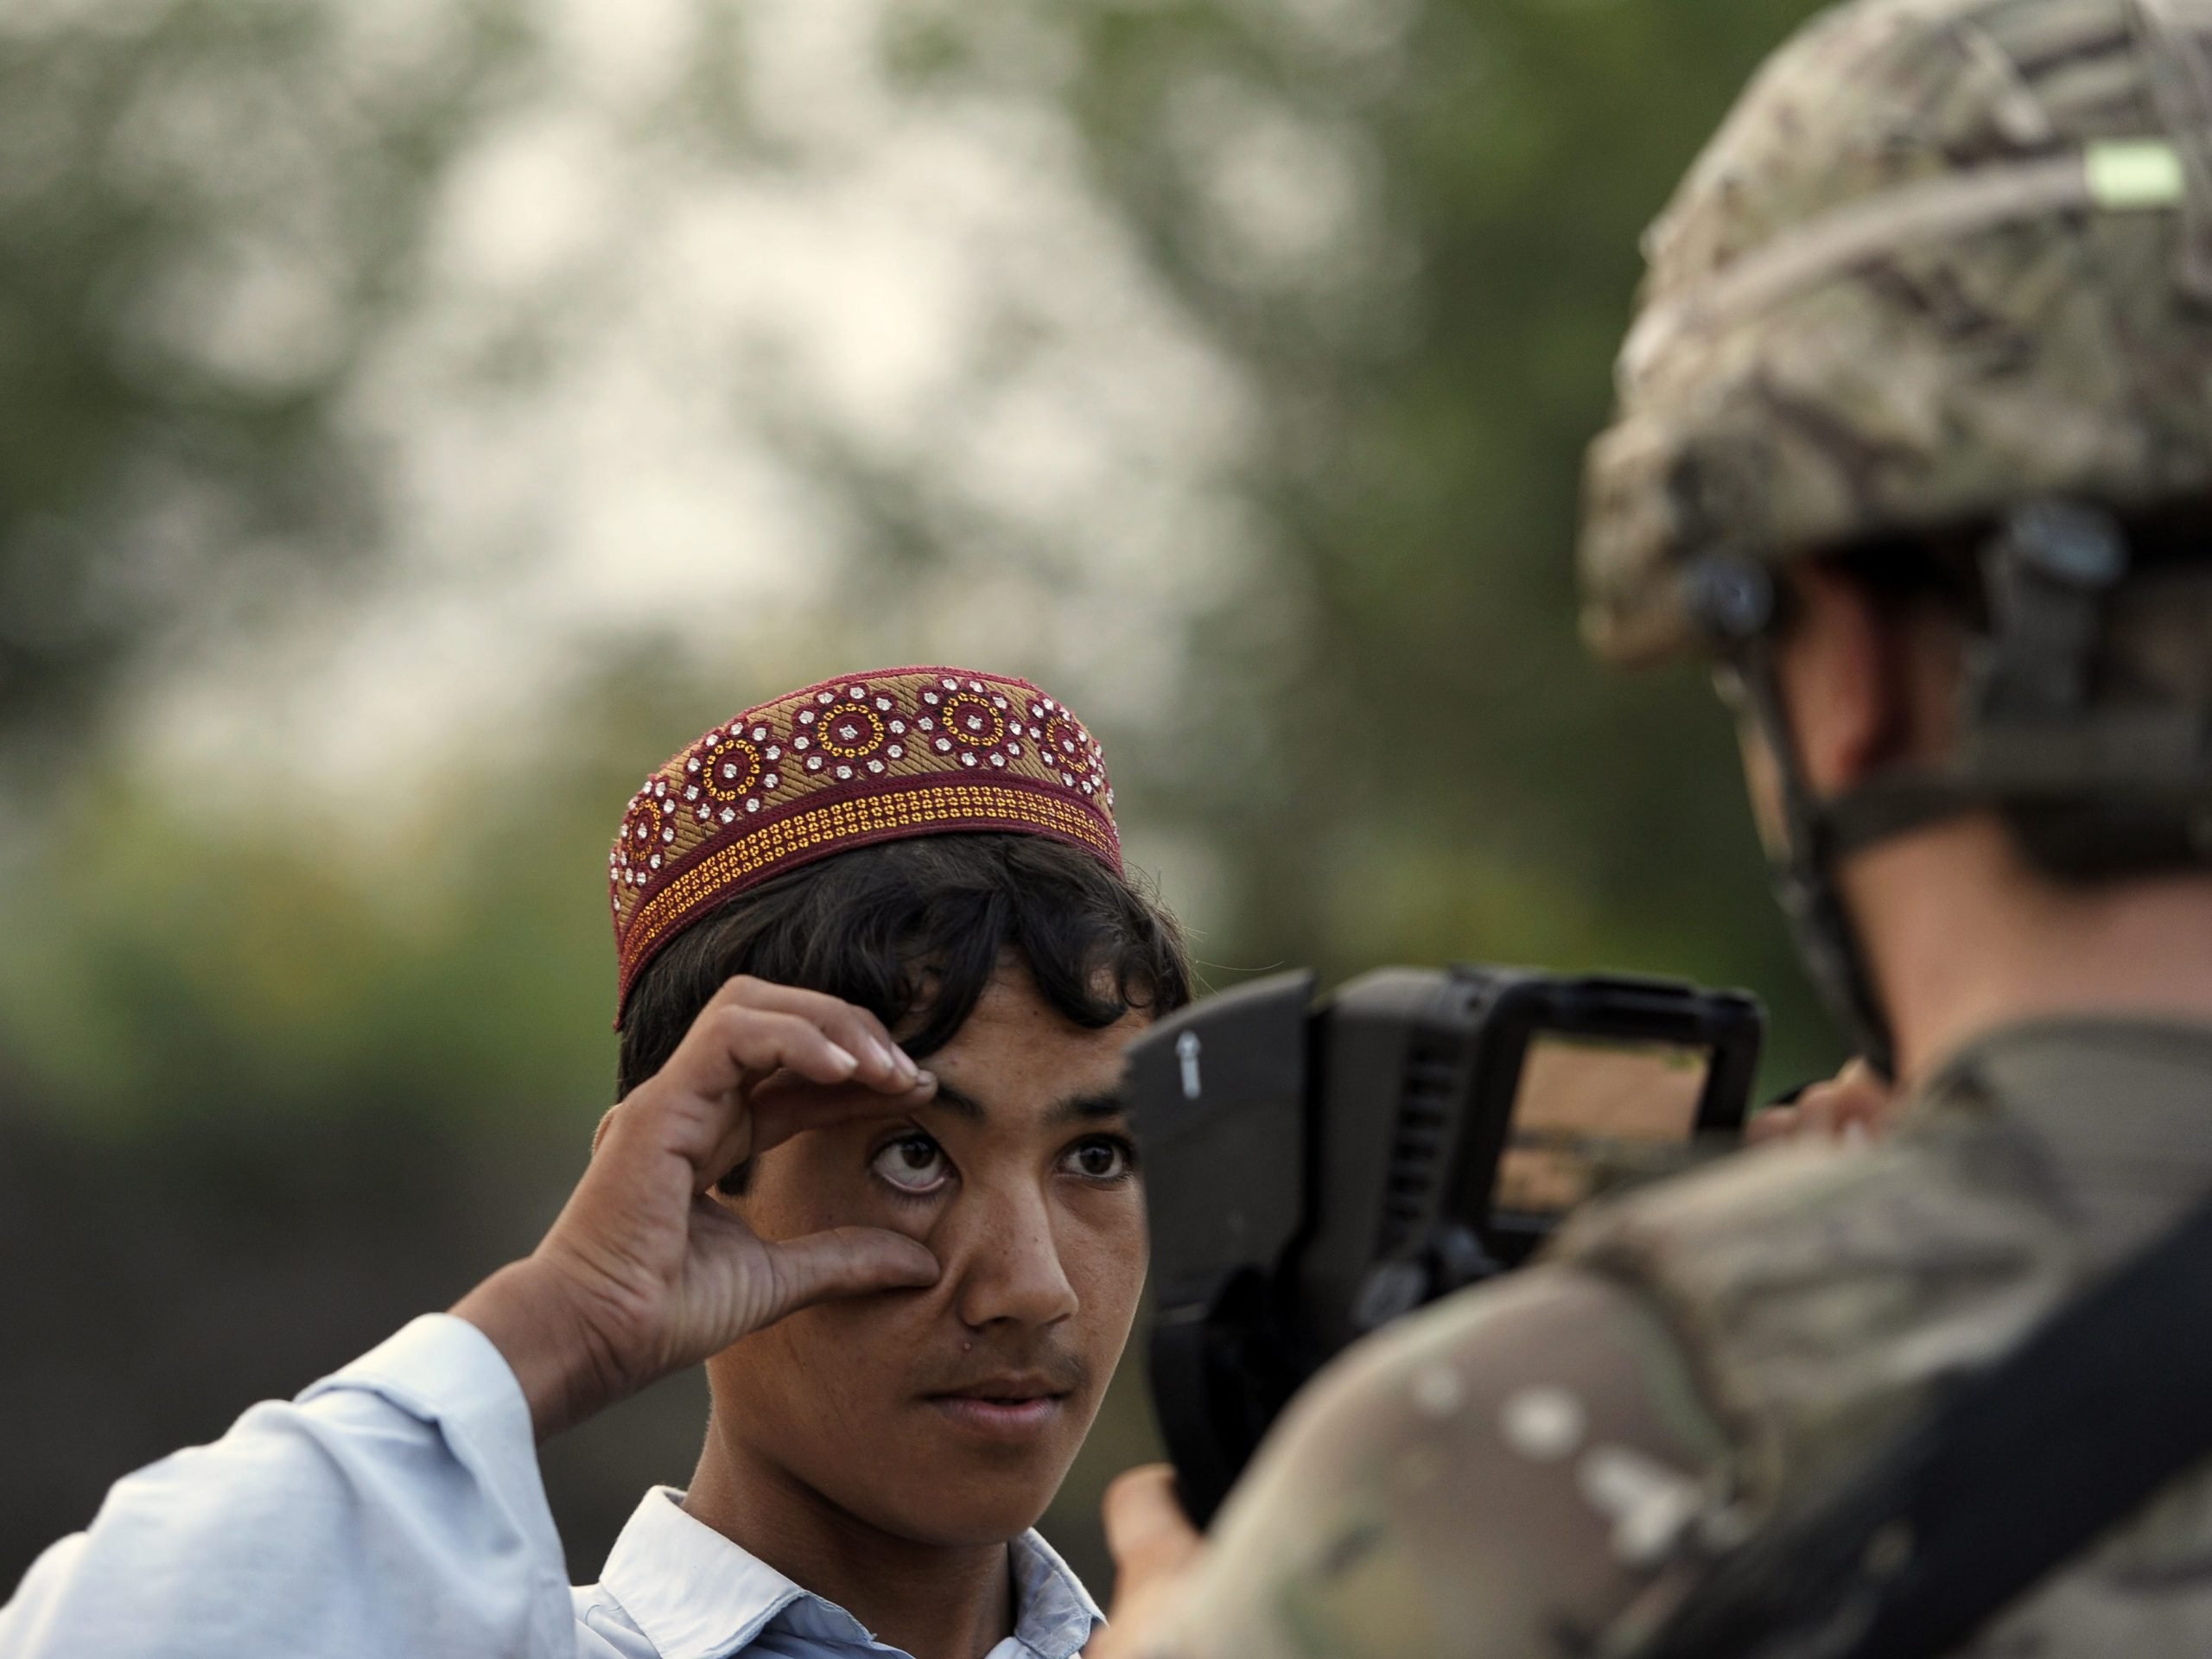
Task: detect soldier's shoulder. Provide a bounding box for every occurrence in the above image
[1953,1014,2212,1105]
[1549,1093,2100,1509]
[1553,1096,2056,1304]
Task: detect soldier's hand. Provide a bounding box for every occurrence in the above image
[1747,1056,1895,1147]
[1086,1465,1205,1658]
[453,976,942,1440]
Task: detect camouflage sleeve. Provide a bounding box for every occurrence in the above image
[1142,1265,1732,1659]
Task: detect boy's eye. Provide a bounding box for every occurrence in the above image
[871,1133,951,1194]
[1062,1136,1135,1183]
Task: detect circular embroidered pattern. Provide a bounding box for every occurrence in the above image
[795,684,910,782]
[1033,697,1110,800]
[918,677,1024,772]
[609,666,1124,1026]
[684,721,783,825]
[613,777,680,889]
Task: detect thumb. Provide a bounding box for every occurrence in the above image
[762,1226,940,1321]
[1089,1465,1203,1658]
[1104,1464,1202,1583]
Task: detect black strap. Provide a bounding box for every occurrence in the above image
[1820,775,1980,859]
[1634,1187,2212,1659]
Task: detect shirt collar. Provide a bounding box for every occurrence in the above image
[594,1487,1104,1659]
[1007,1526,1106,1659]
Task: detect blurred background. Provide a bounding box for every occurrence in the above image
[0,0,1837,1600]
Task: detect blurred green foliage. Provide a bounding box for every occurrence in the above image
[0,0,530,755]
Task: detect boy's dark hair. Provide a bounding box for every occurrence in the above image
[615,834,1192,1100]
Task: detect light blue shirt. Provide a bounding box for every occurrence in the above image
[0,1315,1104,1659]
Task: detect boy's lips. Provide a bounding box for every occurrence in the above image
[925,1391,1068,1438]
[923,1370,1077,1440]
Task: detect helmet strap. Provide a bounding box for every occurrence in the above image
[1731,637,1902,1081]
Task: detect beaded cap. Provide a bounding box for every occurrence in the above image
[610,665,1121,1021]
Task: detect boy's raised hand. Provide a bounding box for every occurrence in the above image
[454,976,942,1440]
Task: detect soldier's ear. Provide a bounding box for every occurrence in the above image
[1774,563,1922,795]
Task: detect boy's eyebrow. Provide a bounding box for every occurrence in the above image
[1047,1090,1128,1128]
[926,1081,1128,1128]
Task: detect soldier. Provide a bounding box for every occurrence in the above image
[1093,1,2212,1654]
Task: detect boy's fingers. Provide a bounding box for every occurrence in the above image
[1103,1464,1203,1582]
[665,1007,867,1102]
[598,1015,932,1202]
[745,1071,939,1160]
[602,1009,868,1179]
[708,976,921,1091]
[758,1226,940,1323]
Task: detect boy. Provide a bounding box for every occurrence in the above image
[3,665,1189,1659]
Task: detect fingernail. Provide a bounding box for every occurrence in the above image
[912,1068,936,1090]
[893,1045,920,1083]
[826,1043,860,1077]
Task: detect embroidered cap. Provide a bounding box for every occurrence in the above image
[610,665,1121,1022]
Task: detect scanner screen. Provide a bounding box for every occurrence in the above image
[1494,1033,1709,1216]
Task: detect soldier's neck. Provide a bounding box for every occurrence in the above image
[1847,813,2212,1087]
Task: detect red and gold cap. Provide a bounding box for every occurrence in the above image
[610,665,1120,1021]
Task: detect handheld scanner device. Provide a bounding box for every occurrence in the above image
[1126,963,1763,1526]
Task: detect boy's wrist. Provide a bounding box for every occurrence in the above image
[453,1258,628,1443]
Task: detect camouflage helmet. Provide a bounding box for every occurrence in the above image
[1580,0,2212,664]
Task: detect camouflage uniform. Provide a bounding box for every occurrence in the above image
[1145,0,2212,1653]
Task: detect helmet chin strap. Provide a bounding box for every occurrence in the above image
[1730,637,1906,1081]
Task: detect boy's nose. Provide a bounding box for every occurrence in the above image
[950,1185,1079,1330]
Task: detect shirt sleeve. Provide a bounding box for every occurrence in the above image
[0,1313,576,1659]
